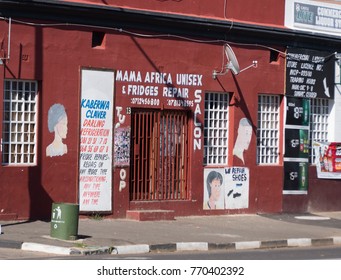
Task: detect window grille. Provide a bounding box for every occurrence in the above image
[2,80,38,165]
[310,98,329,164]
[204,92,229,165]
[257,95,280,165]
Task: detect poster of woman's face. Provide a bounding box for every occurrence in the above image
[203,169,225,210]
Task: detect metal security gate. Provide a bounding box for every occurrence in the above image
[131,110,189,201]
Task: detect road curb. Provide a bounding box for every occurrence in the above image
[333,236,341,244]
[111,244,150,255]
[112,237,341,255]
[21,242,79,255]
[176,242,208,251]
[235,241,261,250]
[2,237,341,255]
[0,239,23,249]
[287,238,312,247]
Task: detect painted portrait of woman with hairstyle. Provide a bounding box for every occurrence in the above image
[203,170,224,210]
[46,103,68,157]
[233,118,252,165]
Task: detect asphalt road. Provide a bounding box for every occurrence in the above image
[2,247,340,280]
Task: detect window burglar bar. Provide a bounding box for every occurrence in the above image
[257,94,280,165]
[2,80,38,165]
[310,98,329,164]
[131,110,189,201]
[204,92,229,165]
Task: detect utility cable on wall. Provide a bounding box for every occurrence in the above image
[0,16,336,62]
[0,17,11,61]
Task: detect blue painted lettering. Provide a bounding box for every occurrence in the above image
[81,99,110,110]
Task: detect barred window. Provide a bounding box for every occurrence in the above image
[257,95,281,165]
[2,80,38,165]
[310,98,330,164]
[204,92,229,165]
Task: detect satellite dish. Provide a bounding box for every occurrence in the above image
[212,44,257,79]
[224,44,240,75]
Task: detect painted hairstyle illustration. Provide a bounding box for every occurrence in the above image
[46,103,68,157]
[233,118,252,164]
[206,170,223,198]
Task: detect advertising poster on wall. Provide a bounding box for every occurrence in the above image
[284,161,308,192]
[284,128,309,159]
[79,69,114,212]
[314,141,341,179]
[283,95,310,194]
[114,127,131,167]
[286,97,310,126]
[203,167,249,210]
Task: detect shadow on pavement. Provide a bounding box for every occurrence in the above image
[1,220,49,228]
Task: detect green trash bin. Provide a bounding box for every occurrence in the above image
[50,202,79,240]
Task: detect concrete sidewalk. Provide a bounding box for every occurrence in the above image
[1,212,341,256]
